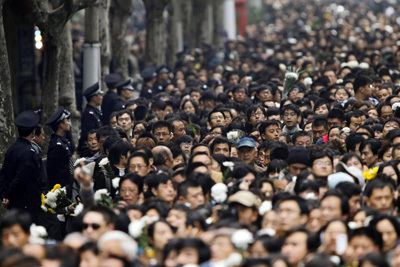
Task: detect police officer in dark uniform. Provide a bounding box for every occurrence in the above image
[114,79,134,111]
[0,110,42,221]
[153,65,171,95]
[140,67,157,100]
[46,107,74,188]
[101,73,121,125]
[81,82,103,141]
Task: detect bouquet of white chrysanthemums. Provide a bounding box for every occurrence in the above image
[41,184,83,216]
[282,66,307,97]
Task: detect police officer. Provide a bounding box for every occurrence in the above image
[81,82,103,141]
[115,79,134,111]
[153,65,171,95]
[101,73,120,125]
[140,67,157,100]
[0,110,43,221]
[46,107,74,188]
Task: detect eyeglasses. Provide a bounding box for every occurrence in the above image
[154,132,171,137]
[180,142,192,147]
[251,112,264,117]
[313,161,332,167]
[129,164,147,170]
[83,223,101,230]
[211,116,224,120]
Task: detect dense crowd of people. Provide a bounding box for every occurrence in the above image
[2,0,400,266]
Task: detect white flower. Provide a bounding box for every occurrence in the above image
[29,224,47,244]
[129,217,147,238]
[359,62,369,69]
[231,229,254,250]
[41,206,48,212]
[74,203,84,216]
[347,60,359,69]
[285,72,299,80]
[304,77,313,86]
[336,79,343,84]
[112,177,120,189]
[94,189,109,202]
[222,161,234,171]
[45,192,58,209]
[60,187,67,194]
[279,63,287,71]
[258,201,272,216]
[74,157,86,167]
[258,228,276,237]
[392,102,400,111]
[227,131,238,141]
[348,221,357,230]
[211,183,228,203]
[224,252,243,266]
[99,157,109,167]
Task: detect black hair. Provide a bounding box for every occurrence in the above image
[327,108,345,122]
[108,140,133,166]
[345,133,365,153]
[34,124,43,136]
[147,220,176,241]
[84,205,116,225]
[207,109,226,123]
[0,209,32,234]
[146,172,173,196]
[356,125,375,138]
[96,126,119,140]
[259,120,281,136]
[181,99,199,115]
[359,138,381,155]
[364,178,395,198]
[176,238,211,264]
[231,163,256,180]
[190,143,211,155]
[177,179,202,198]
[151,99,167,111]
[309,149,333,167]
[335,182,361,199]
[321,189,350,217]
[294,179,319,196]
[369,214,400,242]
[312,115,328,130]
[116,110,134,121]
[119,173,144,194]
[176,135,194,147]
[292,131,312,145]
[359,252,389,267]
[266,159,287,176]
[128,151,150,167]
[210,136,231,154]
[152,120,172,133]
[376,102,392,117]
[349,227,383,250]
[353,75,373,94]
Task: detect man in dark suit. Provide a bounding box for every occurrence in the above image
[0,110,42,221]
[101,73,120,125]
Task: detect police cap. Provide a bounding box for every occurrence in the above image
[83,82,104,101]
[104,73,121,90]
[116,79,134,92]
[14,110,40,129]
[45,107,70,128]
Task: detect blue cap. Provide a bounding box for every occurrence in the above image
[104,73,121,89]
[157,65,170,74]
[84,82,104,100]
[45,107,70,128]
[14,110,40,129]
[237,137,257,148]
[141,67,157,80]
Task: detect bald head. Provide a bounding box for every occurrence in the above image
[152,145,173,169]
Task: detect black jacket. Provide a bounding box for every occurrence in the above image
[101,91,119,125]
[0,138,42,211]
[81,104,102,141]
[47,134,73,188]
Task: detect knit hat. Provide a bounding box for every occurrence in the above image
[287,147,310,166]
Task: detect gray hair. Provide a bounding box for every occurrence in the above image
[98,231,138,260]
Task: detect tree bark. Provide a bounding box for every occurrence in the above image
[59,21,80,146]
[181,0,192,49]
[0,0,16,161]
[143,0,170,68]
[212,0,224,49]
[167,0,183,69]
[31,0,96,153]
[98,0,111,87]
[190,0,213,50]
[109,0,134,80]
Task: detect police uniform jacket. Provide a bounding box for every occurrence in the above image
[140,84,153,100]
[101,91,119,124]
[0,138,42,211]
[81,104,102,141]
[47,134,73,188]
[114,98,126,111]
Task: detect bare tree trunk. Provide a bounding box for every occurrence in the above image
[212,0,224,49]
[190,0,213,49]
[31,0,96,153]
[99,0,111,88]
[0,0,16,161]
[59,21,80,146]
[143,0,170,68]
[167,0,183,69]
[181,0,192,50]
[109,0,134,80]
